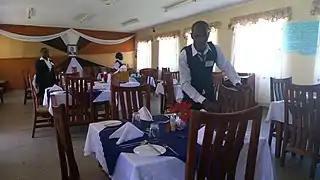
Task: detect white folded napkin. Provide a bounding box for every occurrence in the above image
[49,85,63,92]
[138,106,153,121]
[109,122,144,145]
[173,79,178,85]
[147,76,156,87]
[197,126,216,145]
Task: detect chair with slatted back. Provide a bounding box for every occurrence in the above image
[28,74,53,138]
[65,77,94,126]
[59,72,80,89]
[212,72,223,101]
[219,85,256,113]
[186,105,263,180]
[161,67,170,80]
[51,95,80,180]
[268,77,292,158]
[171,71,180,82]
[160,72,175,114]
[22,70,33,105]
[111,85,151,120]
[281,83,320,179]
[140,68,158,85]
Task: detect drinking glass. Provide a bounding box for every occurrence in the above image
[132,112,140,127]
[149,123,160,143]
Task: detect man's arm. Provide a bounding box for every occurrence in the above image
[179,50,206,104]
[215,46,241,85]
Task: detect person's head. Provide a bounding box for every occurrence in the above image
[115,52,123,60]
[191,21,210,52]
[40,48,49,58]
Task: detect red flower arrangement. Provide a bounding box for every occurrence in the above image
[167,101,192,122]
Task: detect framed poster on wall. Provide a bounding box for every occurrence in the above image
[67,45,77,57]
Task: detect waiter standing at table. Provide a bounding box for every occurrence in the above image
[113,52,125,70]
[179,21,242,111]
[35,47,56,102]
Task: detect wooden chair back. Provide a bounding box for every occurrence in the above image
[283,83,320,157]
[161,67,170,80]
[163,72,175,106]
[219,85,255,113]
[27,74,40,111]
[140,68,158,85]
[65,77,94,126]
[22,70,30,89]
[186,106,263,180]
[111,85,151,120]
[212,72,223,101]
[270,77,292,101]
[171,71,180,82]
[111,73,120,86]
[59,72,80,89]
[51,95,80,180]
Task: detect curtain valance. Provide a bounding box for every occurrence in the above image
[0,28,134,45]
[137,36,153,43]
[229,7,292,29]
[311,0,320,15]
[155,30,180,40]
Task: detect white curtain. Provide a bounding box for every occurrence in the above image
[0,29,134,45]
[186,28,218,46]
[314,44,320,83]
[158,37,180,71]
[232,19,286,104]
[137,41,152,70]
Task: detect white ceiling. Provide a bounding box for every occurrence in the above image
[0,0,250,32]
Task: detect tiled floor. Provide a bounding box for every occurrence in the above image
[0,91,317,180]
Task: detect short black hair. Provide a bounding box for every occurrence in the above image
[191,21,210,32]
[40,47,48,52]
[115,52,123,59]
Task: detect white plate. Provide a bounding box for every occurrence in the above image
[133,144,166,156]
[104,120,122,127]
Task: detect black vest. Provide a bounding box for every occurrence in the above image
[115,60,124,68]
[182,42,217,104]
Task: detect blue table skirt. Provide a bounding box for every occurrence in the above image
[99,115,200,175]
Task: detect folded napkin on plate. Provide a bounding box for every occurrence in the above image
[138,106,153,121]
[197,126,216,145]
[109,122,144,145]
[173,79,178,85]
[50,85,63,92]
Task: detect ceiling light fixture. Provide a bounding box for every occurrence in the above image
[163,0,196,12]
[103,0,118,5]
[121,18,139,26]
[27,7,35,19]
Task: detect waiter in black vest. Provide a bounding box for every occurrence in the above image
[113,52,124,70]
[179,21,241,112]
[35,48,56,101]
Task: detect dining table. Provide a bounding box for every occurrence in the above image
[84,116,274,180]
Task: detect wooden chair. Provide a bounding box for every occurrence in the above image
[219,85,256,113]
[281,83,320,179]
[59,72,80,89]
[160,67,170,80]
[28,74,53,138]
[268,77,292,158]
[0,87,3,104]
[212,72,223,101]
[51,95,80,180]
[22,70,33,105]
[160,72,175,113]
[111,85,151,120]
[65,77,95,126]
[171,71,180,82]
[186,105,263,180]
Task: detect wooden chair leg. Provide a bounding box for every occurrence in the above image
[31,115,37,138]
[268,120,274,146]
[280,131,288,167]
[275,122,283,158]
[309,157,317,180]
[24,90,27,105]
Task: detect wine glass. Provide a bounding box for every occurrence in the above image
[132,112,140,127]
[149,123,160,143]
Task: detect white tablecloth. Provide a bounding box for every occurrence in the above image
[265,100,293,123]
[155,81,183,102]
[43,81,140,115]
[84,122,274,180]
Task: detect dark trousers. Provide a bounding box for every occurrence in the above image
[191,103,204,111]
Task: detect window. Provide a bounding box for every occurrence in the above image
[158,36,180,71]
[137,41,152,70]
[186,28,218,46]
[232,19,286,104]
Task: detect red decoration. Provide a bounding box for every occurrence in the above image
[167,102,192,122]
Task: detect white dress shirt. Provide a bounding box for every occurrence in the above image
[179,43,241,104]
[40,57,53,71]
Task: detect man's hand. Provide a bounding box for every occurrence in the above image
[202,99,219,112]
